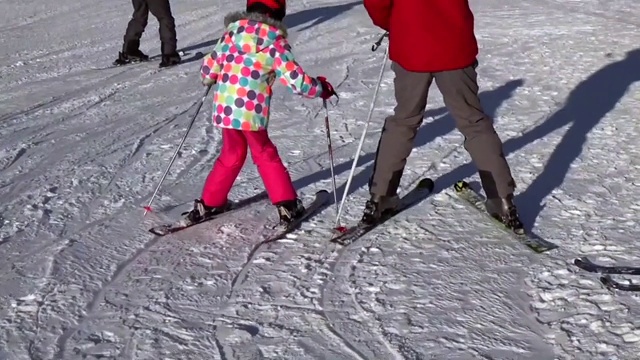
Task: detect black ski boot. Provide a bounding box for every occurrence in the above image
[360,194,400,226]
[182,199,230,224]
[159,52,181,68]
[275,199,305,226]
[114,42,149,66]
[485,194,524,234]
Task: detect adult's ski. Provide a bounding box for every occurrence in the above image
[330,178,435,246]
[574,256,640,275]
[451,180,558,253]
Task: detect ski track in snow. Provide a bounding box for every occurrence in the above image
[2,0,640,358]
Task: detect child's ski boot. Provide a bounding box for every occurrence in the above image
[275,199,306,226]
[182,199,231,224]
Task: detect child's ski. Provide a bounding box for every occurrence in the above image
[148,190,328,237]
[330,178,435,247]
[148,195,267,236]
[451,180,558,253]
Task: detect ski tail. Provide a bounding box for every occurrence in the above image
[147,190,328,237]
[148,194,268,236]
[262,189,331,243]
[600,275,640,291]
[148,206,239,236]
[451,180,558,253]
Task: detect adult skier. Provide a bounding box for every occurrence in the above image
[360,0,523,230]
[115,0,182,67]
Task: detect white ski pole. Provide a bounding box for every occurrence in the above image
[334,38,389,229]
[144,84,213,215]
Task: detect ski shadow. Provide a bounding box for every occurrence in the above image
[432,48,640,228]
[179,1,362,54]
[179,51,207,66]
[179,37,220,55]
[290,78,525,206]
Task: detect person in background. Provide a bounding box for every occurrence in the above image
[115,0,182,67]
[360,0,523,231]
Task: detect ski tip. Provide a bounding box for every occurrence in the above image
[574,257,588,265]
[599,275,621,291]
[418,178,435,191]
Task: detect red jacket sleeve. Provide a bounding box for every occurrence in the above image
[363,0,392,31]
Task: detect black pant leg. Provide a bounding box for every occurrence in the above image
[123,0,149,52]
[147,0,178,55]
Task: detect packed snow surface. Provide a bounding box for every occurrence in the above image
[1,0,640,358]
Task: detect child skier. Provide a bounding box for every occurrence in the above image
[184,0,337,225]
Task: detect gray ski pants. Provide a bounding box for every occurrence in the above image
[369,61,516,200]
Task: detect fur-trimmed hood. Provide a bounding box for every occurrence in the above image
[223,11,288,38]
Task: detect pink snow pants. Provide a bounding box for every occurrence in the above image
[201,128,297,207]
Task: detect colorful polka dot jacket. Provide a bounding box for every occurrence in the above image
[200,11,323,131]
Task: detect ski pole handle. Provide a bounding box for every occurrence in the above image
[371,32,389,52]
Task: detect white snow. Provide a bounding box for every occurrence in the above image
[1,0,640,358]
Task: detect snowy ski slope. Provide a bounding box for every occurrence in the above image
[1,0,640,358]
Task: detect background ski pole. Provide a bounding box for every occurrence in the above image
[322,99,342,229]
[143,84,212,216]
[334,35,389,230]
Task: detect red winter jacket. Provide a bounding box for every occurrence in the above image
[363,0,479,72]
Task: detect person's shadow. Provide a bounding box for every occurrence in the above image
[179,1,362,54]
[434,48,640,228]
[284,1,362,31]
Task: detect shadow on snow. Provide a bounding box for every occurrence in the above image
[179,1,363,54]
